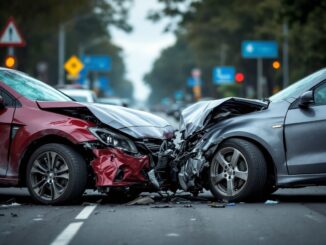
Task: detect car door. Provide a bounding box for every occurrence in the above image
[0,88,16,176]
[284,82,326,174]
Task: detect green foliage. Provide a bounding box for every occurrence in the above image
[147,0,326,101]
[0,0,133,98]
[144,34,196,103]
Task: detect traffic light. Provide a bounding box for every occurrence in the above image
[272,60,281,70]
[235,72,244,83]
[5,55,16,68]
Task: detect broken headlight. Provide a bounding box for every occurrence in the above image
[89,127,138,154]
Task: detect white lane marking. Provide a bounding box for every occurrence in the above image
[75,205,97,220]
[305,214,322,223]
[51,222,83,245]
[51,206,97,245]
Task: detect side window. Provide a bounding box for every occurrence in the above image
[314,83,326,106]
[0,88,16,107]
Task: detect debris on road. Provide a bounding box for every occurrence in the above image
[184,204,192,208]
[151,204,172,208]
[170,197,192,205]
[226,202,236,207]
[264,200,279,205]
[0,202,21,208]
[0,198,22,208]
[126,196,155,205]
[10,213,18,217]
[209,203,226,208]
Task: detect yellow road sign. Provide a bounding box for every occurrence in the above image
[64,55,84,76]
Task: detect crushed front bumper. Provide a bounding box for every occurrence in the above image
[91,148,150,187]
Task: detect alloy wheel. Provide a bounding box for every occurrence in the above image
[210,147,248,197]
[29,151,70,201]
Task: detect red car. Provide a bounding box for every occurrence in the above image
[0,68,174,204]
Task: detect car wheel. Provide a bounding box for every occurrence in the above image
[26,143,87,205]
[209,138,267,202]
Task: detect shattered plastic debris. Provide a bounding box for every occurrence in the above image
[184,204,192,208]
[126,196,155,206]
[171,197,192,205]
[264,200,279,205]
[0,202,21,208]
[151,205,172,208]
[226,203,236,207]
[10,213,18,217]
[209,203,226,208]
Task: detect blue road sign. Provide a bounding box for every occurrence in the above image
[187,77,196,87]
[212,66,235,85]
[242,41,278,58]
[98,76,110,90]
[82,55,111,71]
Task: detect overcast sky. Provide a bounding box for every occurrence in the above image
[111,0,176,101]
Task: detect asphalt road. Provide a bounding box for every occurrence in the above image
[1,187,326,245]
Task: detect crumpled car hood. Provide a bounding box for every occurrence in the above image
[85,103,175,139]
[37,101,175,139]
[180,97,267,138]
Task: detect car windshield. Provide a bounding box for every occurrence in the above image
[269,69,325,102]
[0,69,72,102]
[70,95,88,102]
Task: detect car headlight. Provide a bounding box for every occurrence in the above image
[89,127,138,154]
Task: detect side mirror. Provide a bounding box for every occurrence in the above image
[0,95,4,109]
[299,91,314,108]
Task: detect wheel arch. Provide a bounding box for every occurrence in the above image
[18,135,91,186]
[211,135,277,187]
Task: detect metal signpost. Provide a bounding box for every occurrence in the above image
[0,17,26,68]
[241,41,278,98]
[212,66,235,85]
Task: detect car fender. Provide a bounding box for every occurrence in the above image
[199,112,288,176]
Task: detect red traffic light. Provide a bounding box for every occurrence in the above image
[235,72,244,83]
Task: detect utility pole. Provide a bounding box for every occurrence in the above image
[283,21,289,88]
[257,58,263,99]
[58,24,65,86]
[57,14,93,87]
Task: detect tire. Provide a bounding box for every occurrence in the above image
[26,143,87,205]
[209,138,267,202]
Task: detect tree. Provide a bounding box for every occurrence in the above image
[144,34,196,104]
[0,0,133,98]
[147,0,326,100]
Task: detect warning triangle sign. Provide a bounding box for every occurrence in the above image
[0,17,26,47]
